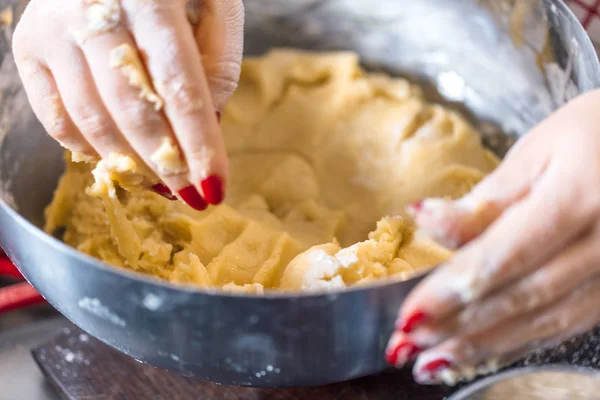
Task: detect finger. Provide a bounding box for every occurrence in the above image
[79,22,207,210]
[46,41,178,200]
[15,58,97,158]
[46,43,141,169]
[389,226,600,363]
[124,0,228,205]
[400,167,593,331]
[454,226,600,336]
[409,130,551,249]
[193,0,244,112]
[412,275,600,385]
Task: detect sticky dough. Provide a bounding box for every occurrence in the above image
[109,43,164,111]
[44,49,499,294]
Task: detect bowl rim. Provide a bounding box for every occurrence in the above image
[448,365,600,400]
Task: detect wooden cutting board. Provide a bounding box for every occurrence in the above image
[31,323,452,400]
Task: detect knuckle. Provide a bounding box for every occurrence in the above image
[205,60,241,109]
[42,95,71,139]
[503,289,532,314]
[119,100,162,133]
[205,59,241,85]
[531,312,565,334]
[80,114,114,143]
[159,78,205,115]
[208,68,239,96]
[47,115,74,143]
[124,0,179,39]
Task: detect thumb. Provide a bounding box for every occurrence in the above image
[192,0,244,112]
[411,127,551,249]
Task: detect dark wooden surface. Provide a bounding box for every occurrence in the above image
[31,321,600,400]
[31,323,452,400]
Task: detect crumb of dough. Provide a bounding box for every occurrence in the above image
[71,0,121,45]
[72,151,100,164]
[45,49,500,293]
[150,137,187,175]
[83,0,121,33]
[190,145,213,177]
[109,43,164,111]
[222,282,265,295]
[87,153,145,197]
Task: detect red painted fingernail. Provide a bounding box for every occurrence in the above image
[419,358,453,374]
[386,340,422,366]
[201,175,224,205]
[407,201,424,215]
[216,111,221,123]
[397,310,427,334]
[177,186,208,211]
[151,183,176,201]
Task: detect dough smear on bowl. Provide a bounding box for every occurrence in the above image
[44,49,499,294]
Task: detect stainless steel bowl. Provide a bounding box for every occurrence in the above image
[0,0,599,388]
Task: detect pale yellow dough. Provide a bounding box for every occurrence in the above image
[44,49,499,294]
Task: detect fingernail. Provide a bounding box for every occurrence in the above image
[386,339,422,367]
[177,186,208,211]
[201,175,224,205]
[151,183,176,201]
[216,111,221,123]
[420,358,453,373]
[414,357,455,384]
[407,201,424,216]
[416,358,453,381]
[397,310,427,334]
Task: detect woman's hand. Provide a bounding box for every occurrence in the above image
[386,89,600,385]
[13,0,244,210]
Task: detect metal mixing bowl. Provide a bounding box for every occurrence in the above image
[0,0,599,388]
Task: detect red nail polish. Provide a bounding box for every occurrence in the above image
[177,186,208,211]
[216,111,221,123]
[151,183,176,201]
[386,340,422,366]
[201,175,224,205]
[407,201,424,215]
[398,310,427,334]
[419,358,453,374]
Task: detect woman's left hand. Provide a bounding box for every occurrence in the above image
[385,88,600,385]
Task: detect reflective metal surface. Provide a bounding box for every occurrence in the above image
[0,0,599,387]
[449,366,600,399]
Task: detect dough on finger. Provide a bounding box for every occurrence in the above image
[409,227,600,350]
[414,274,600,385]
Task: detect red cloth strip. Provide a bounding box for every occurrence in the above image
[0,282,45,314]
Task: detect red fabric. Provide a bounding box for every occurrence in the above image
[0,282,44,314]
[0,255,44,315]
[0,256,23,279]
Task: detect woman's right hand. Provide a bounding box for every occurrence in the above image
[13,0,244,210]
